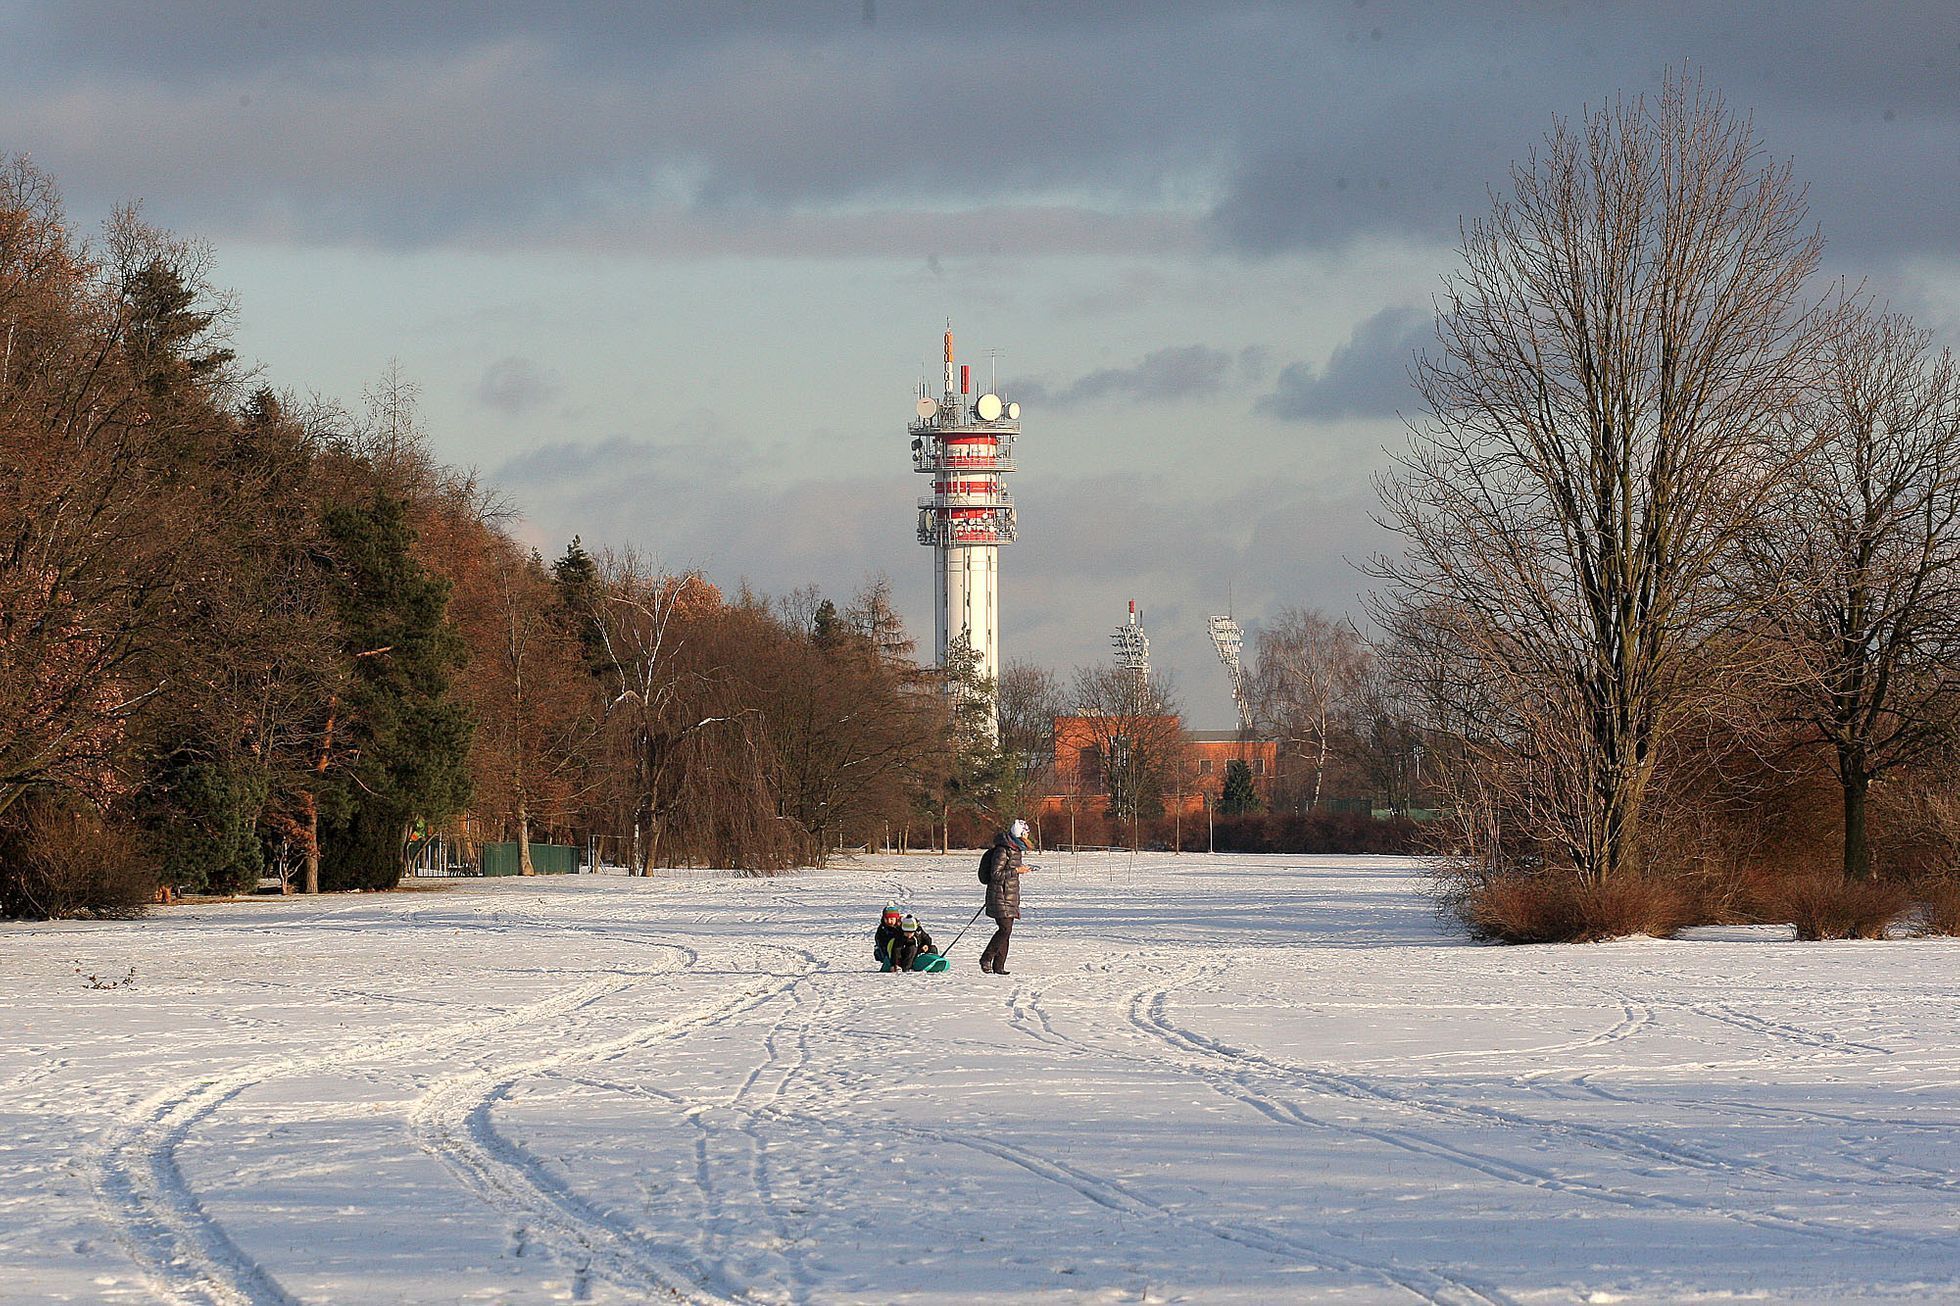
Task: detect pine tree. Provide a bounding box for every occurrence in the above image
[941,630,1002,818]
[142,751,266,894]
[1220,758,1260,815]
[316,493,473,891]
[119,258,235,397]
[811,599,845,649]
[551,536,608,680]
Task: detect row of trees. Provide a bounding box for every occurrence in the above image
[1373,73,1960,937]
[0,155,477,914]
[5,132,1403,917]
[0,156,1002,916]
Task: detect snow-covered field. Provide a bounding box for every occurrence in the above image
[4,854,1958,1305]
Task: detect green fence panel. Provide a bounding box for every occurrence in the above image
[479,842,582,876]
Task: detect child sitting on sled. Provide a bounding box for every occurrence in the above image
[874,907,940,972]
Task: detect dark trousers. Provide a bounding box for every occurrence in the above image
[889,937,921,972]
[979,918,1014,972]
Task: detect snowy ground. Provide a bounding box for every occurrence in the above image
[3,854,1958,1305]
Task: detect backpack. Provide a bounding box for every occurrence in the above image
[977,847,994,884]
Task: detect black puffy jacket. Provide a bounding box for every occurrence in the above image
[876,922,936,965]
[979,834,1024,920]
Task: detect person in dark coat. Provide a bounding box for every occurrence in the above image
[889,914,934,971]
[977,819,1031,974]
[874,905,905,972]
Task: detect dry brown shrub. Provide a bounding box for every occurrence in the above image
[0,800,156,920]
[1465,873,1693,944]
[1910,875,1960,936]
[1747,871,1909,940]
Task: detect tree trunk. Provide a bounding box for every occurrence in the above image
[1311,724,1328,812]
[1843,768,1871,881]
[517,798,535,876]
[302,793,320,895]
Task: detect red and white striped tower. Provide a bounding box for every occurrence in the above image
[911,324,1019,688]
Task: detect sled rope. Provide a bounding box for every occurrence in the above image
[942,904,988,954]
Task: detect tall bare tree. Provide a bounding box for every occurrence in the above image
[1376,72,1837,883]
[1249,608,1368,811]
[0,163,225,820]
[996,661,1064,823]
[765,585,948,859]
[1752,312,1960,878]
[1069,664,1185,824]
[593,554,729,873]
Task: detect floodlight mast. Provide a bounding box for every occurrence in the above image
[1112,600,1151,688]
[1207,613,1252,734]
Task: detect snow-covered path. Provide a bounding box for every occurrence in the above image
[3,854,1957,1304]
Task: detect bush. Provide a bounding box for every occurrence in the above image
[1913,875,1960,936]
[318,806,408,892]
[0,799,157,920]
[1464,872,1693,944]
[1207,810,1421,855]
[141,755,267,895]
[1746,870,1909,940]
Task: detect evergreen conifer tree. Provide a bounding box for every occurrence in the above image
[551,536,609,679]
[1220,758,1260,815]
[316,493,473,890]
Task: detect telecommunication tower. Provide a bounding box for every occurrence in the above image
[1112,600,1151,686]
[1207,613,1252,733]
[912,324,1019,688]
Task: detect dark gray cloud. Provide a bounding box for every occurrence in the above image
[1019,346,1235,409]
[475,356,559,415]
[3,3,1954,262]
[1258,306,1430,422]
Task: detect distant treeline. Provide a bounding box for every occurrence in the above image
[0,156,983,917]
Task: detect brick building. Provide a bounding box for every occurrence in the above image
[1039,716,1278,819]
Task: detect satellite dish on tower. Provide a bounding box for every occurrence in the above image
[975,392,1003,421]
[915,397,937,420]
[1006,401,1020,420]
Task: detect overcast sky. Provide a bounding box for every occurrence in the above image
[5,1,1956,726]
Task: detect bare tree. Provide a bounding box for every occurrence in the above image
[458,546,594,875]
[1069,664,1185,827]
[1348,651,1425,815]
[593,554,730,873]
[1249,608,1368,812]
[1751,311,1960,878]
[996,661,1064,824]
[764,593,948,860]
[0,162,220,820]
[1375,72,1837,884]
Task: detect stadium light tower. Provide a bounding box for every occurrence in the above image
[1112,600,1151,686]
[1208,612,1252,734]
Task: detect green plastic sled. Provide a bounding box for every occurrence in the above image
[912,952,949,973]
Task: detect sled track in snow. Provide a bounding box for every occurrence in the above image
[747,1089,1513,1306]
[1687,999,1893,1057]
[89,972,647,1306]
[983,964,1512,1306]
[408,944,825,1305]
[721,973,832,1305]
[548,970,854,1306]
[1125,966,1945,1258]
[1557,1070,1960,1196]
